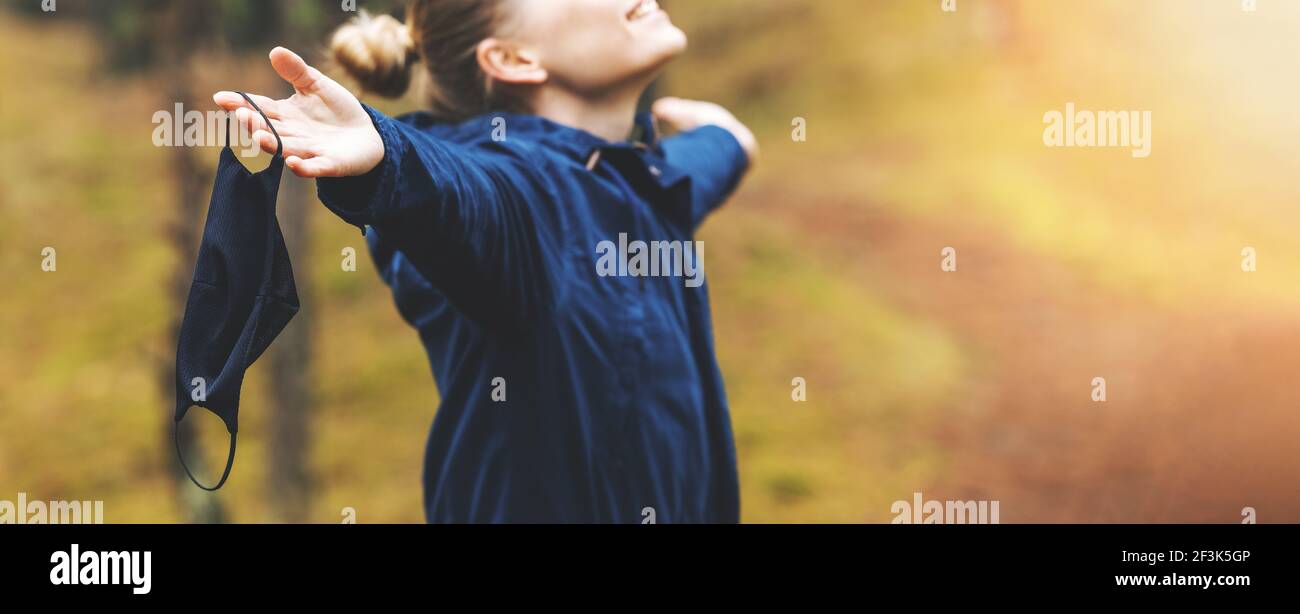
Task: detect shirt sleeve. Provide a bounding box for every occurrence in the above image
[315,105,567,333]
[659,124,751,230]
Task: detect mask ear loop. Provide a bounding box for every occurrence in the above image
[237,91,283,159]
[175,418,237,492]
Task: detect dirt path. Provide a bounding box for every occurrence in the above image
[748,186,1300,522]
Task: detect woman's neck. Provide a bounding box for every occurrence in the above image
[530,85,646,143]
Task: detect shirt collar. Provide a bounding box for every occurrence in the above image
[462,111,661,161]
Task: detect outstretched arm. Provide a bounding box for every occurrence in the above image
[214,48,564,333]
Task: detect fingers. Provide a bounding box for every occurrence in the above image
[237,106,300,137]
[236,107,269,135]
[651,97,691,121]
[213,91,282,118]
[214,92,288,151]
[651,97,707,133]
[212,91,247,112]
[651,96,685,112]
[270,47,325,94]
[214,99,315,158]
[234,106,309,141]
[226,109,279,155]
[246,129,321,158]
[285,155,341,178]
[250,129,281,155]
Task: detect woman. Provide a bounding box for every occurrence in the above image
[214,0,757,522]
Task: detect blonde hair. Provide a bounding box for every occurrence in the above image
[330,2,523,122]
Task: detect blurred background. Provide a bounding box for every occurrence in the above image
[3,0,1300,523]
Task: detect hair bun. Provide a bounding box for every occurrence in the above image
[330,10,418,98]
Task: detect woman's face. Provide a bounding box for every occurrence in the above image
[511,0,687,95]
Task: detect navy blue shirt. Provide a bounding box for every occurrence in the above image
[316,106,749,523]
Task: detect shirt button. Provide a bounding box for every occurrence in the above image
[648,165,662,177]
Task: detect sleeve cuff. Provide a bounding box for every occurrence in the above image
[694,124,750,198]
[316,104,403,234]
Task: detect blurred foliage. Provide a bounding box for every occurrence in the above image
[12,0,410,71]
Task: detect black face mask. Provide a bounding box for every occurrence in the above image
[173,93,297,491]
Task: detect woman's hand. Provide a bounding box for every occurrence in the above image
[214,47,384,179]
[652,97,759,165]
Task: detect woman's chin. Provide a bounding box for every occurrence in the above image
[644,27,688,67]
[662,25,688,55]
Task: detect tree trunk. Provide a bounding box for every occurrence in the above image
[264,0,316,523]
[155,0,225,523]
[265,172,315,522]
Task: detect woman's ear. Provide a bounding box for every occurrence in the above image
[477,38,548,86]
